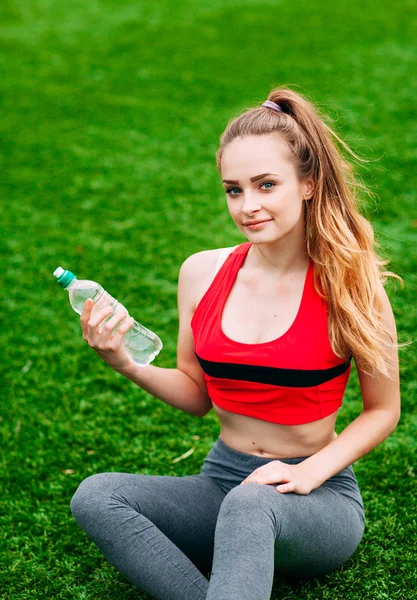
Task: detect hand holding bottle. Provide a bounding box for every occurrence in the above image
[53,267,163,366]
[80,299,136,372]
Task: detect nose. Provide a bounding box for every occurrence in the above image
[239,191,262,215]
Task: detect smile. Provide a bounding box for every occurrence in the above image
[244,220,273,230]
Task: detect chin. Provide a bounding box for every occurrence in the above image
[242,230,282,243]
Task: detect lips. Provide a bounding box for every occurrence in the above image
[243,219,273,226]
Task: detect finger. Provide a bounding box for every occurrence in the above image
[80,299,95,340]
[276,482,296,493]
[240,466,264,484]
[99,310,130,339]
[101,308,128,329]
[86,307,114,346]
[240,475,259,484]
[113,316,135,338]
[240,477,267,485]
[80,298,94,325]
[103,317,134,352]
[88,305,114,329]
[244,472,289,485]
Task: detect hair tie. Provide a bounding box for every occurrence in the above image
[262,100,282,113]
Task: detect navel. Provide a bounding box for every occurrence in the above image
[251,442,267,455]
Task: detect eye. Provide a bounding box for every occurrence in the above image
[261,181,276,190]
[225,181,276,196]
[225,187,241,196]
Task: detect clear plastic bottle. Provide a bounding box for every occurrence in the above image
[53,267,162,366]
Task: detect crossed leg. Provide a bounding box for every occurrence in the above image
[71,472,364,600]
[71,472,226,600]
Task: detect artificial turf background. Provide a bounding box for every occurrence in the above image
[1,0,416,598]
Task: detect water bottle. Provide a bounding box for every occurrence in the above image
[53,267,162,366]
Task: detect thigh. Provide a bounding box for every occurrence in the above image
[271,484,365,577]
[115,472,226,561]
[73,471,226,571]
[217,481,365,578]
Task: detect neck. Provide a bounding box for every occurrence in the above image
[249,241,309,277]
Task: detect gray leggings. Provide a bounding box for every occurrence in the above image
[70,436,365,600]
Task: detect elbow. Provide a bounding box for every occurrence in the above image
[195,409,211,418]
[389,403,401,430]
[192,380,212,417]
[196,404,213,418]
[194,395,213,418]
[392,409,401,430]
[362,407,401,433]
[384,409,401,433]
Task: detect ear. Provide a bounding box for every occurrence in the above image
[303,179,315,200]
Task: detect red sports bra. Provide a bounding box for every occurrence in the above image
[191,242,352,426]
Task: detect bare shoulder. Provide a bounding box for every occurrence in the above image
[179,247,233,310]
[180,248,222,276]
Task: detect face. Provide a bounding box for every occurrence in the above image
[220,134,314,244]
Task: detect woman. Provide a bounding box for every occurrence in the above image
[71,87,402,600]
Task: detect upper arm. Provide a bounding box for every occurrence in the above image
[355,280,401,420]
[176,250,217,406]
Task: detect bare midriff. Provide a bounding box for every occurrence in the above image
[213,404,339,458]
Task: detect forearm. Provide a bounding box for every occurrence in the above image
[116,362,212,417]
[303,409,400,488]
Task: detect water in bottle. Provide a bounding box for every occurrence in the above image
[53,267,162,366]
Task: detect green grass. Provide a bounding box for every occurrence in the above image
[1,0,417,598]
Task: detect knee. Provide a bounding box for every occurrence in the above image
[70,473,113,526]
[220,483,276,521]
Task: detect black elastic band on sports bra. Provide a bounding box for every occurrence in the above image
[195,354,352,387]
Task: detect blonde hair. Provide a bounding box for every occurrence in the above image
[216,86,409,378]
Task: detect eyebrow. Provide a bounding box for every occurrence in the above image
[222,173,281,185]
